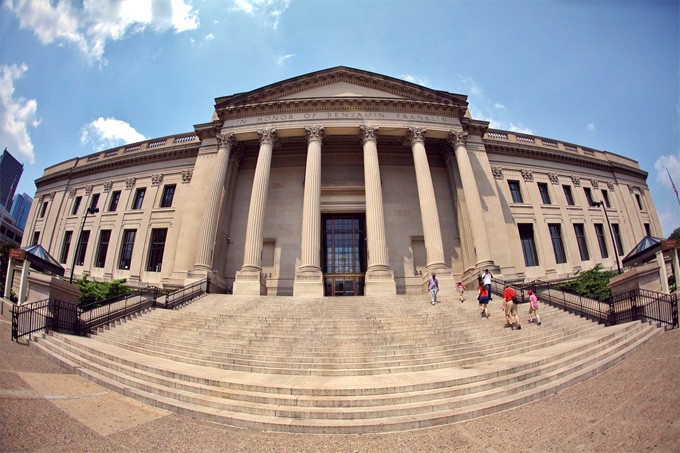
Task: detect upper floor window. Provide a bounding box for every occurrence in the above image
[59,231,73,264]
[574,223,590,261]
[108,191,121,212]
[132,188,146,210]
[160,184,176,208]
[71,196,82,215]
[518,223,539,267]
[601,189,611,208]
[635,193,644,210]
[644,223,652,236]
[583,187,594,207]
[31,231,40,246]
[595,223,608,259]
[39,201,48,218]
[508,180,523,203]
[563,185,575,206]
[89,193,100,210]
[538,182,551,204]
[548,223,566,264]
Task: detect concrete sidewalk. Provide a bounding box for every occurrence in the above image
[1,316,679,452]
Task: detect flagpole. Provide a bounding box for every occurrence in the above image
[667,168,680,209]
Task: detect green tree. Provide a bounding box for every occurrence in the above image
[76,275,131,306]
[668,227,680,243]
[555,264,618,302]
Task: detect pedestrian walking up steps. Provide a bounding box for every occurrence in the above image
[31,293,662,434]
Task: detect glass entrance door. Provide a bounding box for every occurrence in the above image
[322,214,366,296]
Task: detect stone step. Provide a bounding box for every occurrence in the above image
[32,321,660,433]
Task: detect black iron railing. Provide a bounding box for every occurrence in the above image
[160,278,209,309]
[10,279,211,341]
[492,277,678,328]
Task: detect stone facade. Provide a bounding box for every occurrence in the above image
[23,67,661,296]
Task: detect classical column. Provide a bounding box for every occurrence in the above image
[194,132,234,272]
[294,126,325,297]
[361,125,396,295]
[233,128,276,295]
[449,131,492,267]
[408,127,447,272]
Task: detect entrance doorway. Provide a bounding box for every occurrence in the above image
[322,214,366,296]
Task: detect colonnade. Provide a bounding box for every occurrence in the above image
[194,125,492,296]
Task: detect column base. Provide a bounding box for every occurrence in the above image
[232,270,267,295]
[293,269,324,297]
[365,268,397,296]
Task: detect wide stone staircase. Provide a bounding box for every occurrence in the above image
[30,292,662,433]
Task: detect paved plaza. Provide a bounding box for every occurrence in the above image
[1,314,679,452]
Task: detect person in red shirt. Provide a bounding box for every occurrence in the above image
[502,285,522,330]
[478,284,490,318]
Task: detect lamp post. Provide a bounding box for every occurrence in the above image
[593,201,622,274]
[69,206,99,284]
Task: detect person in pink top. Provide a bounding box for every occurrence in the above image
[528,290,542,325]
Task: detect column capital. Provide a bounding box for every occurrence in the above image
[257,128,277,145]
[449,130,468,148]
[408,127,427,145]
[216,132,235,149]
[305,125,325,143]
[360,125,379,144]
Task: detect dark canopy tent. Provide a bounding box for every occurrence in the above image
[621,236,667,268]
[20,245,65,277]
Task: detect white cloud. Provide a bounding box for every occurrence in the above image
[402,74,430,88]
[587,123,596,131]
[6,0,199,63]
[0,64,38,164]
[230,0,291,30]
[191,32,214,47]
[80,117,145,151]
[277,53,295,65]
[494,103,506,110]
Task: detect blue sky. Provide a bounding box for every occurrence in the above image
[1,0,679,235]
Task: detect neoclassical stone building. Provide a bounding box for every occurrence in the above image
[23,67,660,296]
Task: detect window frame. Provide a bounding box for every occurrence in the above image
[612,223,624,256]
[594,223,609,259]
[59,231,73,264]
[518,223,539,267]
[132,188,146,210]
[563,185,575,206]
[574,223,590,261]
[108,190,121,212]
[160,184,176,208]
[508,180,523,203]
[75,230,90,266]
[94,229,112,268]
[118,229,137,270]
[548,223,567,264]
[538,182,551,204]
[146,228,168,272]
[71,196,82,215]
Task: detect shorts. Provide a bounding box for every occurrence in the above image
[478,295,490,305]
[529,305,539,315]
[505,301,518,316]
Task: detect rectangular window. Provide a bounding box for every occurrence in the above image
[635,193,644,210]
[132,188,146,210]
[59,231,73,264]
[95,230,111,268]
[584,187,594,206]
[31,231,40,246]
[644,223,651,236]
[118,229,136,270]
[89,193,100,210]
[612,224,624,256]
[160,185,176,208]
[71,196,82,215]
[548,224,567,264]
[75,230,90,266]
[518,223,539,267]
[595,223,609,259]
[146,228,168,272]
[601,189,611,208]
[538,183,551,204]
[509,180,523,203]
[563,185,575,206]
[574,223,590,261]
[108,190,121,212]
[39,201,48,218]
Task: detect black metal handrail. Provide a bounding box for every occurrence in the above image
[11,298,79,341]
[11,279,211,341]
[160,278,210,309]
[492,277,678,328]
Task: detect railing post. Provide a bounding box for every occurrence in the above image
[11,305,18,341]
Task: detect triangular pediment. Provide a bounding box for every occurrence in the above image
[215,66,468,109]
[277,81,407,100]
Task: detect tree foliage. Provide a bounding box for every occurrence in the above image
[555,264,618,302]
[669,227,680,243]
[76,275,130,306]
